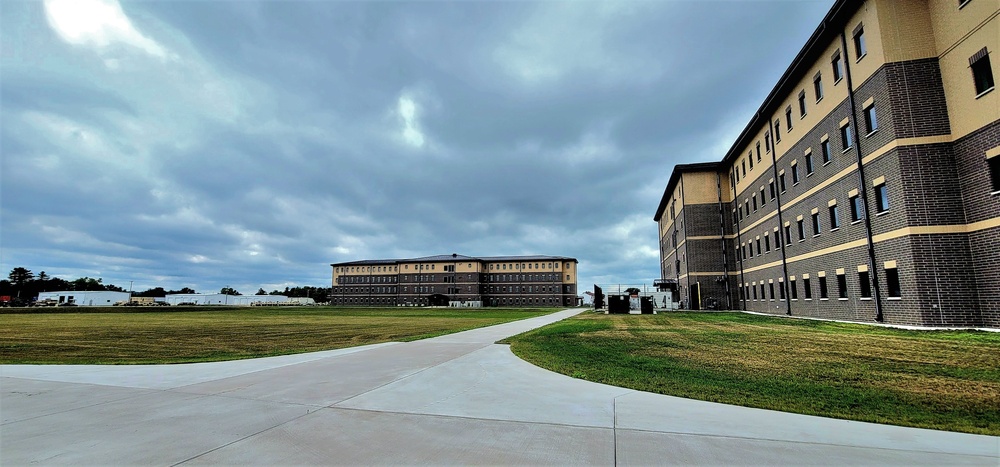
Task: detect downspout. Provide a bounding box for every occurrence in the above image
[840,30,884,322]
[767,115,793,316]
[680,176,689,308]
[732,173,747,310]
[715,172,733,309]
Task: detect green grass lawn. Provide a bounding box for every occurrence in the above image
[0,307,555,365]
[503,311,1000,436]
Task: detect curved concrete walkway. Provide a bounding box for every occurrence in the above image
[2,308,997,465]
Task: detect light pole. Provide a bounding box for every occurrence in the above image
[129,281,134,304]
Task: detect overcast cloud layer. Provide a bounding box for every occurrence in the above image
[1,0,833,295]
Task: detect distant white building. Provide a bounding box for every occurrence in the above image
[228,295,289,306]
[163,293,233,305]
[163,293,292,306]
[37,291,130,306]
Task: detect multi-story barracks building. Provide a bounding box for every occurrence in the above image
[654,0,998,327]
[330,254,578,307]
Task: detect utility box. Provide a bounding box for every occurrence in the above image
[640,297,654,314]
[608,295,630,314]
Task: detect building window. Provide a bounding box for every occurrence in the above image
[752,284,758,300]
[779,173,787,192]
[760,187,767,206]
[756,142,761,161]
[841,123,853,150]
[850,194,864,221]
[764,234,771,252]
[742,159,747,176]
[752,194,758,212]
[786,106,793,130]
[805,152,814,175]
[832,51,843,82]
[989,156,1000,192]
[811,212,821,235]
[875,183,889,213]
[779,281,786,299]
[769,180,776,200]
[837,273,848,298]
[792,164,800,184]
[859,270,872,298]
[775,121,781,142]
[790,279,798,299]
[769,282,775,300]
[803,278,812,299]
[886,267,901,298]
[774,228,781,249]
[853,24,866,59]
[745,199,750,217]
[864,104,878,134]
[749,242,754,258]
[797,219,805,241]
[798,90,807,116]
[829,204,841,229]
[819,276,829,299]
[757,237,762,254]
[765,132,771,153]
[821,139,831,164]
[971,48,995,96]
[813,72,823,101]
[784,225,792,245]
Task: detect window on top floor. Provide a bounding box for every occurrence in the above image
[853,24,867,60]
[785,106,793,130]
[971,48,995,96]
[774,120,781,142]
[756,142,761,161]
[798,90,807,117]
[832,51,843,82]
[813,72,823,101]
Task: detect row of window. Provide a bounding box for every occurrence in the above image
[743,264,902,303]
[733,26,867,186]
[736,103,881,226]
[738,182,889,261]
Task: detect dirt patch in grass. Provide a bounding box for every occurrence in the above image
[505,311,1000,435]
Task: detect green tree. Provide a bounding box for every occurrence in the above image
[8,268,34,297]
[220,287,241,296]
[624,287,641,296]
[256,288,267,295]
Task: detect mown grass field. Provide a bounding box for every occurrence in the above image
[0,307,555,364]
[503,311,1000,436]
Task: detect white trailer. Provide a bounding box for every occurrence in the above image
[36,291,130,307]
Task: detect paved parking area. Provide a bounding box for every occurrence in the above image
[2,308,998,465]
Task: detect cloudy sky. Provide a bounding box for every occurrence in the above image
[1,0,833,295]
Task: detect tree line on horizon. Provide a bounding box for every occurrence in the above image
[1,267,330,303]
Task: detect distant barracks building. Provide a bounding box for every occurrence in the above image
[330,254,578,307]
[655,0,999,327]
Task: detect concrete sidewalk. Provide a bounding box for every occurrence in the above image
[2,308,997,465]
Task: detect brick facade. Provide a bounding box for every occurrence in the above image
[654,1,999,328]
